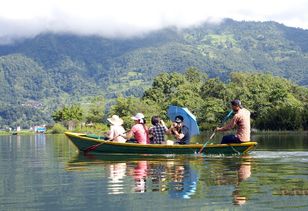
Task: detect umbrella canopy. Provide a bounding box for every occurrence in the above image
[167,105,200,136]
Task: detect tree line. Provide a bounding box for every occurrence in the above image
[52,68,308,131]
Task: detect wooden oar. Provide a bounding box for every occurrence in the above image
[198,130,216,154]
[84,131,127,154]
[198,110,233,154]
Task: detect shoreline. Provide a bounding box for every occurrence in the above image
[0,131,37,136]
[1,130,308,136]
[251,130,308,134]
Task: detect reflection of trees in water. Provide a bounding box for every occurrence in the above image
[52,134,77,159]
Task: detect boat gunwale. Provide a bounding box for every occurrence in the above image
[65,132,257,149]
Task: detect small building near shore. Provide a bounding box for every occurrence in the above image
[34,125,46,133]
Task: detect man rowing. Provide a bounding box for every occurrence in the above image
[216,99,251,144]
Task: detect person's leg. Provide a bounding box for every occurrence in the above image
[221,135,241,144]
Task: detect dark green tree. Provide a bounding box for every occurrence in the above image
[84,96,105,123]
[52,104,83,130]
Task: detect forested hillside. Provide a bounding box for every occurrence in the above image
[1,19,308,128]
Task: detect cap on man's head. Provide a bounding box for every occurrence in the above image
[174,115,184,123]
[231,99,242,108]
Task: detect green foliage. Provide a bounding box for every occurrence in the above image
[109,97,163,129]
[73,123,109,134]
[0,103,51,128]
[200,78,229,100]
[83,96,106,123]
[143,72,186,105]
[199,97,227,129]
[184,67,208,84]
[48,123,67,134]
[52,104,83,122]
[255,105,303,130]
[143,69,207,112]
[303,104,308,130]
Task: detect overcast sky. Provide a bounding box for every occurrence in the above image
[1,0,308,43]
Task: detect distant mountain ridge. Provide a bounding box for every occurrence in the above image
[0,18,308,127]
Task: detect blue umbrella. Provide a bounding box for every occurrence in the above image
[167,105,200,136]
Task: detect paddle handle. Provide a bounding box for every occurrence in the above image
[84,130,128,154]
[209,131,216,140]
[198,110,233,154]
[198,130,216,153]
[222,110,233,123]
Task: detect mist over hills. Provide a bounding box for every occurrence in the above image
[0,19,308,127]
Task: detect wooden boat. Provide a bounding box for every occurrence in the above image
[65,132,257,155]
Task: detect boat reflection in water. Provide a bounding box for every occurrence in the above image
[168,161,198,199]
[209,155,252,205]
[134,161,148,192]
[66,154,253,203]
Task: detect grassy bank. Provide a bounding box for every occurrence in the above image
[251,130,308,134]
[0,130,36,136]
[46,123,108,135]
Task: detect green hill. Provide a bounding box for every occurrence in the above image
[1,19,308,127]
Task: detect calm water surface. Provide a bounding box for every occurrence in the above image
[1,133,308,210]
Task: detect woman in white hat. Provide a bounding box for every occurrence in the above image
[107,115,126,143]
[123,113,149,144]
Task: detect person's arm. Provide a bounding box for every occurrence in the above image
[160,120,168,131]
[123,125,137,140]
[216,116,238,132]
[123,130,133,139]
[121,126,134,139]
[107,127,114,140]
[166,122,176,135]
[173,128,184,140]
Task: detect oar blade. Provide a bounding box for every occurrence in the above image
[83,143,102,154]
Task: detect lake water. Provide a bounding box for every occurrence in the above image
[1,133,308,210]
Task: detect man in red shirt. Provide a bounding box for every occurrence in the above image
[216,100,251,144]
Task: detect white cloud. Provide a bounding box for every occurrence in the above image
[0,0,308,43]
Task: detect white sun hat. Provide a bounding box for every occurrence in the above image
[107,115,124,126]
